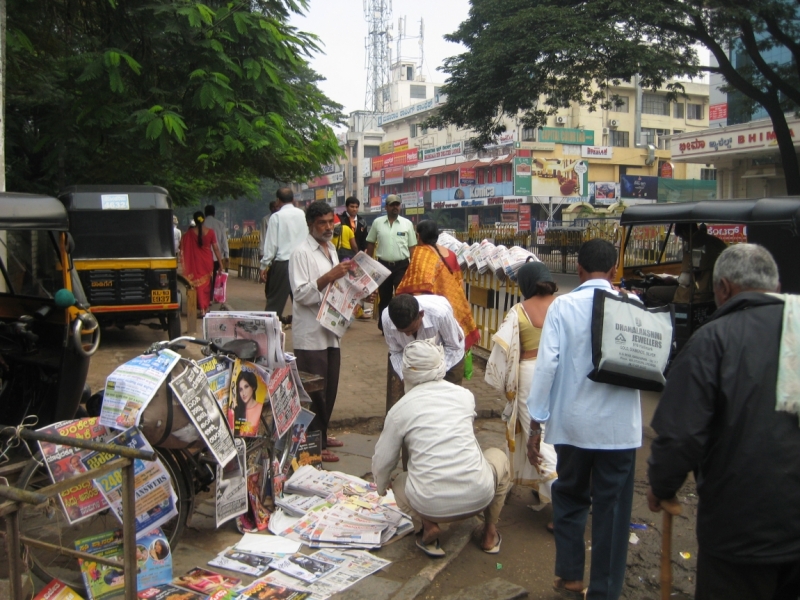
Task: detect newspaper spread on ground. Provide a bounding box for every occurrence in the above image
[207,546,273,577]
[268,365,302,438]
[81,427,178,539]
[99,350,181,430]
[270,554,338,583]
[316,252,390,334]
[36,418,114,524]
[170,362,236,466]
[215,438,248,527]
[259,549,391,600]
[203,312,284,369]
[197,354,233,415]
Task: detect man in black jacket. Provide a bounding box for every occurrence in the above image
[647,244,800,600]
[339,196,368,251]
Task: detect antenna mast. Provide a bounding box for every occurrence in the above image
[364,0,392,113]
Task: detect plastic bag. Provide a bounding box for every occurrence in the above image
[213,272,228,304]
[464,349,473,380]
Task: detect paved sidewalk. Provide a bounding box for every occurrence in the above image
[222,273,506,425]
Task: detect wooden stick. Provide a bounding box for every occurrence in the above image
[660,498,682,600]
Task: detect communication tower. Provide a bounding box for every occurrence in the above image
[364,0,392,113]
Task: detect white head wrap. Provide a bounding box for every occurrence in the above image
[402,338,446,392]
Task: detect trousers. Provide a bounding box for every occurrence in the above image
[552,444,636,600]
[265,260,291,318]
[294,348,340,451]
[376,259,409,331]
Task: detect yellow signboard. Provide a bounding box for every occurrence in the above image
[379,140,394,155]
[315,189,326,200]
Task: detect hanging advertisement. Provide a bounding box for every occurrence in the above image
[621,175,658,199]
[380,166,404,186]
[369,196,382,213]
[459,167,476,186]
[513,156,532,195]
[518,205,531,231]
[592,181,620,205]
[531,158,588,197]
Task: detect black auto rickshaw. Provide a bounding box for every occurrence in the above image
[57,185,182,339]
[0,192,100,428]
[617,196,800,351]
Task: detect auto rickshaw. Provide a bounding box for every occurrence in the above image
[617,196,800,351]
[57,185,182,339]
[0,192,100,428]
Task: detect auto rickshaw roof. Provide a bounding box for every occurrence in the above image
[0,192,69,230]
[58,185,172,210]
[620,197,800,227]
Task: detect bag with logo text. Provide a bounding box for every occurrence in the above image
[588,289,674,391]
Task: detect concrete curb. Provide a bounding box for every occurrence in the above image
[389,517,480,600]
[439,577,529,600]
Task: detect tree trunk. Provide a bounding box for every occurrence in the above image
[760,96,800,195]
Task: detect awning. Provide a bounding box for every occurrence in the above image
[405,167,431,179]
[490,154,514,165]
[365,176,380,185]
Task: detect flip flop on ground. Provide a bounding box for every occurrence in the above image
[321,450,339,462]
[553,578,587,598]
[415,534,446,557]
[326,437,344,447]
[482,532,502,554]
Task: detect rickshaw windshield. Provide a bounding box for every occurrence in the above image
[622,224,683,268]
[0,229,62,298]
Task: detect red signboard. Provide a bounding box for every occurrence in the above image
[459,167,476,186]
[371,148,419,171]
[381,165,404,186]
[709,103,728,121]
[706,224,747,244]
[660,162,674,179]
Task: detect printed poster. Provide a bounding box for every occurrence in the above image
[37,418,113,524]
[216,438,248,527]
[99,350,181,430]
[268,366,302,438]
[170,362,236,466]
[229,360,270,437]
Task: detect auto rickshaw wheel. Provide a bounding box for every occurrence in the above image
[16,447,190,590]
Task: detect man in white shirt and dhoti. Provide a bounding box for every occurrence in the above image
[372,339,511,558]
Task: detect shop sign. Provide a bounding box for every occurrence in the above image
[372,148,419,170]
[502,197,523,212]
[421,141,463,162]
[709,103,728,121]
[315,189,326,200]
[485,131,516,148]
[674,122,798,157]
[399,191,424,207]
[379,140,394,155]
[706,224,747,243]
[539,127,595,145]
[513,156,532,195]
[378,97,442,126]
[431,198,489,209]
[459,167,476,186]
[393,138,409,152]
[495,221,519,232]
[516,141,556,151]
[369,196,382,213]
[381,165,404,186]
[308,172,343,187]
[660,162,674,178]
[581,146,613,159]
[321,164,336,174]
[362,161,372,177]
[518,205,531,231]
[405,207,424,215]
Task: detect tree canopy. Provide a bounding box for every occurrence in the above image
[6,0,344,204]
[434,0,800,194]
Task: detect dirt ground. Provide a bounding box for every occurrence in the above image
[330,418,699,600]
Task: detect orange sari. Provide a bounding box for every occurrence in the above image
[397,244,480,350]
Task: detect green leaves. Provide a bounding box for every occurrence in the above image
[6,0,344,204]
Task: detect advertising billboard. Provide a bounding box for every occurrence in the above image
[381,166,404,186]
[459,167,476,186]
[513,156,532,195]
[531,158,589,197]
[621,175,658,200]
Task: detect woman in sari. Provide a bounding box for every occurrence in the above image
[396,220,480,350]
[180,210,223,316]
[485,261,559,518]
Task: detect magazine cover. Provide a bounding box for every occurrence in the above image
[137,584,206,600]
[75,528,171,599]
[37,418,113,524]
[172,568,240,595]
[32,579,83,600]
[236,579,310,600]
[270,554,338,583]
[198,354,233,414]
[296,431,322,468]
[208,547,273,577]
[229,359,270,437]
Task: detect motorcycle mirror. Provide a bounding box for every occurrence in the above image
[54,288,77,309]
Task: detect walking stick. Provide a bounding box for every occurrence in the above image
[660,498,683,600]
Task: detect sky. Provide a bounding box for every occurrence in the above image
[290,0,472,116]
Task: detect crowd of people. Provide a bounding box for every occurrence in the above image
[177,191,799,600]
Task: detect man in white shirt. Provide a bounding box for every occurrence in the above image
[527,239,641,600]
[204,205,229,302]
[172,215,182,257]
[382,294,465,384]
[372,339,511,557]
[260,188,308,320]
[289,201,355,463]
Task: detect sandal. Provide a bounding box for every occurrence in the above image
[553,578,586,598]
[482,532,502,554]
[415,534,445,557]
[321,450,339,462]
[326,437,344,447]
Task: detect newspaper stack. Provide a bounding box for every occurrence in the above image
[248,548,391,600]
[317,252,390,337]
[502,246,541,281]
[275,493,332,517]
[203,311,285,369]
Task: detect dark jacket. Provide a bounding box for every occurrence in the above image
[649,292,800,564]
[339,213,367,251]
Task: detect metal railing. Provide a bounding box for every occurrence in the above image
[231,233,262,282]
[0,428,155,600]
